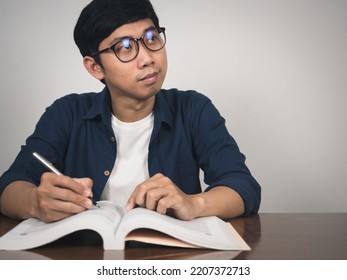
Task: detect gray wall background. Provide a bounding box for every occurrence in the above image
[0,0,346,213]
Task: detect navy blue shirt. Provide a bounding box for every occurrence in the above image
[0,88,261,215]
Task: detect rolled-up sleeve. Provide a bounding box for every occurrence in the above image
[190,94,261,215]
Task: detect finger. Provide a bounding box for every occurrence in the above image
[145,187,170,210]
[126,180,159,210]
[73,177,94,197]
[126,195,136,211]
[37,182,92,210]
[35,193,91,223]
[38,173,92,209]
[52,186,93,208]
[36,199,89,222]
[42,172,92,197]
[126,173,170,211]
[125,184,144,211]
[143,176,182,209]
[126,185,157,211]
[155,193,182,215]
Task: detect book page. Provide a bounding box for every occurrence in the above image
[125,229,200,248]
[115,207,250,250]
[0,201,123,251]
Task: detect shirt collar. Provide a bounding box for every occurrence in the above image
[84,87,174,129]
[153,90,174,130]
[84,87,112,122]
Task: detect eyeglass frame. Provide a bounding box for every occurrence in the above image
[90,26,166,63]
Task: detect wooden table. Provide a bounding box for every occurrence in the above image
[1,213,346,260]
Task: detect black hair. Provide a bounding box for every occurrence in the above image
[73,0,160,58]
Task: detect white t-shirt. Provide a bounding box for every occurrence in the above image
[101,112,154,209]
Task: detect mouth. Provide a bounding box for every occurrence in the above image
[139,72,159,85]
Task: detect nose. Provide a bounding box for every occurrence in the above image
[136,43,154,68]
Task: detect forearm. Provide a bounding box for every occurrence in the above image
[192,186,245,220]
[0,181,37,220]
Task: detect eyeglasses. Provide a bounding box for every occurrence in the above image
[91,27,166,63]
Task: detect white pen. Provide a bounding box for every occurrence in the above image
[33,152,63,176]
[32,152,98,207]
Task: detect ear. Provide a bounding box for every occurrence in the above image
[83,56,105,81]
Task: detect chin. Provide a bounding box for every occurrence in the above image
[139,89,160,100]
[143,83,163,97]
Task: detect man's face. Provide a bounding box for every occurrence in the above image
[97,19,168,102]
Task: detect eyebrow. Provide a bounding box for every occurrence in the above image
[108,25,156,45]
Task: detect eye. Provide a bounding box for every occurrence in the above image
[121,38,132,50]
[116,38,134,53]
[145,29,161,46]
[146,30,155,42]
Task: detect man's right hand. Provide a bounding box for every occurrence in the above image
[0,173,94,222]
[32,172,94,222]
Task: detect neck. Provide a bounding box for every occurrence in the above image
[111,95,155,122]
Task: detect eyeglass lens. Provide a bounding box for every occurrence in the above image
[113,28,166,62]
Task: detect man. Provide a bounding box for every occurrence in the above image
[0,0,261,223]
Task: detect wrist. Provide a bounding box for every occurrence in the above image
[191,194,208,219]
[28,187,39,219]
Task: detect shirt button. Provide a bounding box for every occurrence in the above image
[111,137,116,142]
[104,170,110,176]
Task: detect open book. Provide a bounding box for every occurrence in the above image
[0,201,250,251]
